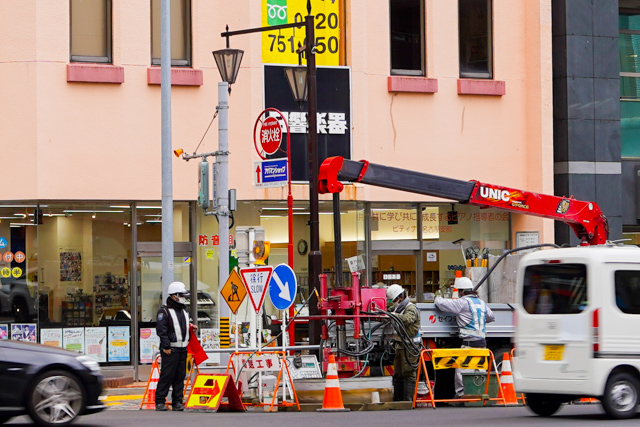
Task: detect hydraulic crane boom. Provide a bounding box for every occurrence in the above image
[318,156,609,245]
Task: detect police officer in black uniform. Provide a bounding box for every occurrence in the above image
[155,281,196,411]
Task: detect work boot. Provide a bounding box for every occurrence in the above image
[172,401,185,411]
[155,403,169,411]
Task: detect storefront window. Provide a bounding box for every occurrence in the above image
[0,204,39,343]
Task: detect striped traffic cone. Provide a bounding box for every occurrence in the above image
[499,353,518,405]
[317,354,350,412]
[140,357,161,410]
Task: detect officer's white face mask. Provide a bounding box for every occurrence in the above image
[172,294,187,305]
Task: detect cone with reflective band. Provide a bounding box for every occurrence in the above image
[499,353,518,405]
[317,354,350,412]
[141,358,161,409]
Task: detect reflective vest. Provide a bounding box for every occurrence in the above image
[168,308,190,348]
[461,297,487,339]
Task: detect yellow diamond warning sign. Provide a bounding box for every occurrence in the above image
[220,269,247,315]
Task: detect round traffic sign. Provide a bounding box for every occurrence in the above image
[268,264,297,311]
[260,117,282,155]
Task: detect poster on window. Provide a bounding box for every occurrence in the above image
[41,328,63,348]
[0,324,7,340]
[108,326,130,362]
[140,328,160,364]
[60,251,82,281]
[200,328,219,365]
[10,323,36,342]
[63,327,85,354]
[85,327,107,363]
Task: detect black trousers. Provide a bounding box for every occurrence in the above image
[156,349,187,405]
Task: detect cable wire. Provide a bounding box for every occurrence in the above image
[192,108,219,154]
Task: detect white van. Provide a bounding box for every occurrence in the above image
[513,245,640,419]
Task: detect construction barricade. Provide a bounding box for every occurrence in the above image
[226,350,301,412]
[140,353,200,410]
[184,374,245,412]
[413,348,506,409]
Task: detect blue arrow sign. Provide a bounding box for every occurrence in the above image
[268,264,297,311]
[0,238,6,249]
[254,159,288,189]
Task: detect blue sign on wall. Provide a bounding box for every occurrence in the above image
[254,159,288,189]
[268,264,297,310]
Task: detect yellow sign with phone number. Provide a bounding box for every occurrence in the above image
[262,0,340,66]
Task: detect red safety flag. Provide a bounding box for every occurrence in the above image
[187,328,208,366]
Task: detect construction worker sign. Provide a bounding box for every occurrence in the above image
[185,374,245,411]
[220,269,247,315]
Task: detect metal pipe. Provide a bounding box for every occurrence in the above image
[352,272,360,339]
[333,193,343,287]
[203,344,320,354]
[160,0,174,302]
[306,8,322,348]
[131,203,139,380]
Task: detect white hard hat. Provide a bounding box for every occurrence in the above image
[455,277,474,291]
[386,284,405,301]
[167,281,189,296]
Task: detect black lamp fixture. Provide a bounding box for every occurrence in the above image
[284,65,308,110]
[447,203,459,225]
[212,48,244,89]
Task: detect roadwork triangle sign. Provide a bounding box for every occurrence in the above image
[240,266,273,313]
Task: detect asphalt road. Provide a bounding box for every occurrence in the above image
[5,404,640,426]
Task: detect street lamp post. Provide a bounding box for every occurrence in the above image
[303,12,322,346]
[210,48,243,332]
[219,0,322,347]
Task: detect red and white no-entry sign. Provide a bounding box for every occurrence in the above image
[260,117,282,155]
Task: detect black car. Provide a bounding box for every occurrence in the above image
[0,340,106,426]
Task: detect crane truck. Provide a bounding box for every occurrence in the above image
[311,156,612,402]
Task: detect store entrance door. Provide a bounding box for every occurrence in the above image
[133,242,192,380]
[137,242,192,324]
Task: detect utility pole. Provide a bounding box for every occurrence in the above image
[217,82,231,321]
[160,0,174,302]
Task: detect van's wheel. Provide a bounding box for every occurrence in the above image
[601,372,639,419]
[526,393,562,417]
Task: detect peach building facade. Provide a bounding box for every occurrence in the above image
[0,0,551,367]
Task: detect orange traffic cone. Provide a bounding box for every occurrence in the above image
[499,353,519,405]
[140,357,162,410]
[317,354,350,412]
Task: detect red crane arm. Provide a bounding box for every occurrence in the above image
[318,156,609,245]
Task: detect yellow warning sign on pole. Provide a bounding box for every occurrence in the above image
[220,269,247,315]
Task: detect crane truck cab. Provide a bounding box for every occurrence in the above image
[513,244,640,419]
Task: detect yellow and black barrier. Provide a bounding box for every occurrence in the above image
[413,348,506,409]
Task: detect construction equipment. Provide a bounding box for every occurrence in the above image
[318,156,608,245]
[305,155,609,396]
